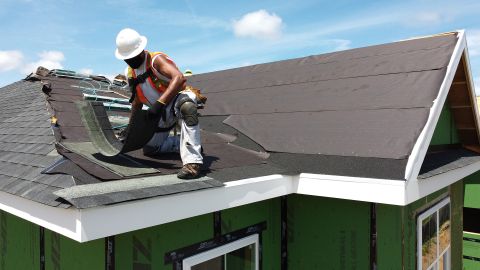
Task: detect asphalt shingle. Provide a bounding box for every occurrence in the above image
[0,80,72,208]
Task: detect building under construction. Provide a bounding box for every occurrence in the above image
[0,30,479,269]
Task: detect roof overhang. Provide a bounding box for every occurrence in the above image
[0,162,474,242]
[405,30,480,181]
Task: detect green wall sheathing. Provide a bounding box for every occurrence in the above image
[376,204,403,268]
[0,210,39,270]
[44,229,104,270]
[377,184,463,270]
[115,213,212,270]
[287,194,371,269]
[463,232,480,270]
[220,198,281,270]
[115,198,281,270]
[430,105,460,145]
[464,171,480,208]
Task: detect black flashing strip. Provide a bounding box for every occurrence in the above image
[281,196,287,270]
[40,227,45,270]
[213,211,221,239]
[463,237,480,243]
[213,211,224,270]
[105,236,115,270]
[164,221,267,265]
[173,261,182,270]
[464,255,480,261]
[370,203,377,270]
[259,232,263,270]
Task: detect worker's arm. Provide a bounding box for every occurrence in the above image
[153,55,186,105]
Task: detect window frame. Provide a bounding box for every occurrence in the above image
[182,234,259,270]
[416,197,451,270]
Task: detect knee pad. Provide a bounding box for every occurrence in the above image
[179,98,198,126]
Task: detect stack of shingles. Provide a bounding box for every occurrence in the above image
[0,80,74,207]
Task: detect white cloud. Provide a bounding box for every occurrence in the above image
[0,50,66,75]
[233,10,283,40]
[79,68,93,75]
[412,12,443,24]
[331,39,351,51]
[468,30,480,57]
[0,50,24,72]
[21,50,65,74]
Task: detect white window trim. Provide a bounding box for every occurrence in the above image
[182,234,259,270]
[416,197,451,270]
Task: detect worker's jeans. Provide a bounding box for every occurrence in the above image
[143,90,203,165]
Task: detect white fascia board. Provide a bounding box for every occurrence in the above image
[296,174,406,205]
[404,30,467,182]
[0,167,472,243]
[77,170,470,242]
[0,190,82,241]
[77,174,293,242]
[405,161,480,205]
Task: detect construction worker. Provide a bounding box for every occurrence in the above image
[115,28,202,179]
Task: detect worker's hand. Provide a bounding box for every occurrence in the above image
[147,101,167,122]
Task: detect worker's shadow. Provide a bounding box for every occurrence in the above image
[200,154,220,175]
[97,151,220,176]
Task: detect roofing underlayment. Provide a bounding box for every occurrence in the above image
[0,31,478,211]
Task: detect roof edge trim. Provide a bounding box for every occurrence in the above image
[1,163,472,243]
[296,173,406,205]
[404,30,467,181]
[406,160,480,205]
[77,174,293,242]
[0,191,82,241]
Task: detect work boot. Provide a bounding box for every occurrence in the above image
[177,163,201,179]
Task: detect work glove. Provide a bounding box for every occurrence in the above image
[147,100,167,122]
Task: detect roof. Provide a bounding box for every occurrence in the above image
[0,30,478,242]
[0,80,73,208]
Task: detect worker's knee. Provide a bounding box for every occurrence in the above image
[179,98,198,126]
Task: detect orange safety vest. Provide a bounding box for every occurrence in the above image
[127,51,177,105]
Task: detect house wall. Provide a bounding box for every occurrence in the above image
[377,181,463,270]
[0,211,39,270]
[464,231,480,270]
[286,194,371,269]
[114,197,281,270]
[430,104,459,145]
[115,212,213,270]
[464,171,480,209]
[44,230,104,270]
[0,198,280,270]
[0,181,465,270]
[463,171,480,268]
[221,197,281,270]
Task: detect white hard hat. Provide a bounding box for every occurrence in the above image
[184,69,193,76]
[115,28,147,60]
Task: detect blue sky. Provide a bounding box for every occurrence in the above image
[0,0,479,93]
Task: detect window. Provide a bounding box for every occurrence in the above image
[417,197,451,270]
[183,234,259,270]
